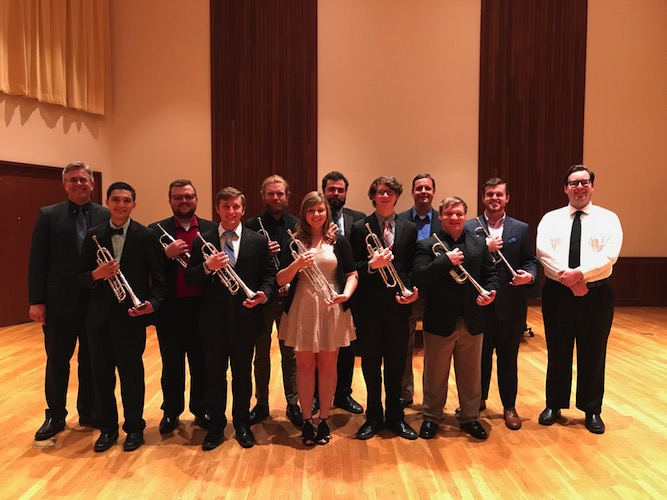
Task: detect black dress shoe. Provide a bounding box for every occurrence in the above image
[78,415,97,428]
[333,395,363,414]
[399,398,413,409]
[460,421,488,440]
[248,404,269,426]
[159,415,180,434]
[585,413,605,434]
[538,407,562,426]
[356,420,382,440]
[312,397,319,416]
[419,420,438,439]
[286,403,304,428]
[35,411,66,440]
[94,431,119,452]
[235,426,255,448]
[387,419,418,440]
[124,432,144,451]
[194,413,211,429]
[202,430,223,451]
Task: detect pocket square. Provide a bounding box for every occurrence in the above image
[508,237,517,243]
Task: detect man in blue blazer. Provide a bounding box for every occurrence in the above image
[28,161,110,440]
[463,178,537,430]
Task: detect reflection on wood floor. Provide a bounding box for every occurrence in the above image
[1,306,666,498]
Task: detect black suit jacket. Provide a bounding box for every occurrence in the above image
[463,216,538,321]
[413,231,500,336]
[78,220,167,330]
[28,200,110,315]
[340,207,366,240]
[185,226,276,340]
[148,215,218,301]
[398,207,442,236]
[349,214,417,319]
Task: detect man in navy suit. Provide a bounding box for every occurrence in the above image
[149,179,218,434]
[186,187,276,451]
[78,182,166,452]
[350,176,419,441]
[463,178,537,430]
[397,173,441,408]
[28,161,110,440]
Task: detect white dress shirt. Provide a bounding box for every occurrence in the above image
[536,202,623,283]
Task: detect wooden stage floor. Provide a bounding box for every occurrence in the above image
[1,306,666,499]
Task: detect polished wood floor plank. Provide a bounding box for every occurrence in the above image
[1,307,666,498]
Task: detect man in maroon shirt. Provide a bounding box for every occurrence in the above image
[149,180,218,434]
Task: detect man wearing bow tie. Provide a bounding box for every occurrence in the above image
[28,161,110,441]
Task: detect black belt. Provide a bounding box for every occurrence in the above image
[586,277,611,289]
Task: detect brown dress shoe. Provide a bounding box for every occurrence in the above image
[503,408,521,430]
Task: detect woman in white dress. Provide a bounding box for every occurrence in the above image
[277,191,358,445]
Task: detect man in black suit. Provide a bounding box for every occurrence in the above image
[186,187,276,451]
[319,170,365,414]
[149,179,218,434]
[413,196,499,441]
[28,161,110,440]
[349,176,419,441]
[397,173,441,408]
[244,175,302,427]
[78,182,166,452]
[463,178,537,430]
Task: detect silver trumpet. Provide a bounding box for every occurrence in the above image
[287,229,338,301]
[196,232,257,299]
[473,217,518,279]
[157,223,190,269]
[431,233,491,297]
[364,223,413,297]
[92,235,145,308]
[257,217,280,270]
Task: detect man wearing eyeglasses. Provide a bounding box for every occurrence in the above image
[28,161,110,441]
[536,165,623,434]
[149,180,218,434]
[350,176,420,441]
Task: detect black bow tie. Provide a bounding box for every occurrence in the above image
[110,227,124,236]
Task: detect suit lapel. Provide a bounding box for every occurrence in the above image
[343,210,353,237]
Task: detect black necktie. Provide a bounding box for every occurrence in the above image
[568,210,583,268]
[110,227,124,236]
[75,208,87,249]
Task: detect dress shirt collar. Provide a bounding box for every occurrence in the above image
[411,207,431,222]
[374,212,396,228]
[569,202,592,217]
[218,222,242,240]
[483,211,506,230]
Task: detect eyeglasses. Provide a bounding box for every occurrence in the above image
[567,179,591,188]
[376,189,396,197]
[170,194,196,201]
[65,177,91,185]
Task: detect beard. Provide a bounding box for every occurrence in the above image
[327,196,345,212]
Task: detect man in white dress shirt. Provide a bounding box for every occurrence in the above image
[536,165,623,434]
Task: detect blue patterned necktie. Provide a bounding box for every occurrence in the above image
[224,230,236,266]
[76,208,87,249]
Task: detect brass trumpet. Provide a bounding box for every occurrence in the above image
[287,229,338,301]
[473,217,518,279]
[196,232,257,299]
[364,223,413,297]
[92,235,145,308]
[431,233,491,297]
[157,223,190,269]
[257,217,280,270]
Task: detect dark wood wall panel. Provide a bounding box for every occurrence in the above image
[210,0,317,219]
[479,0,588,245]
[610,258,667,307]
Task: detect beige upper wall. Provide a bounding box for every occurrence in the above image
[318,0,482,216]
[584,0,667,256]
[110,0,212,224]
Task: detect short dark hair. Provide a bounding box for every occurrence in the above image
[482,177,508,195]
[412,173,435,191]
[169,179,197,198]
[438,196,467,214]
[564,164,595,186]
[321,171,349,191]
[107,181,136,201]
[216,186,246,209]
[368,176,403,203]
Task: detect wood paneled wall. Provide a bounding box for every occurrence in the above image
[210,0,318,220]
[478,0,588,245]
